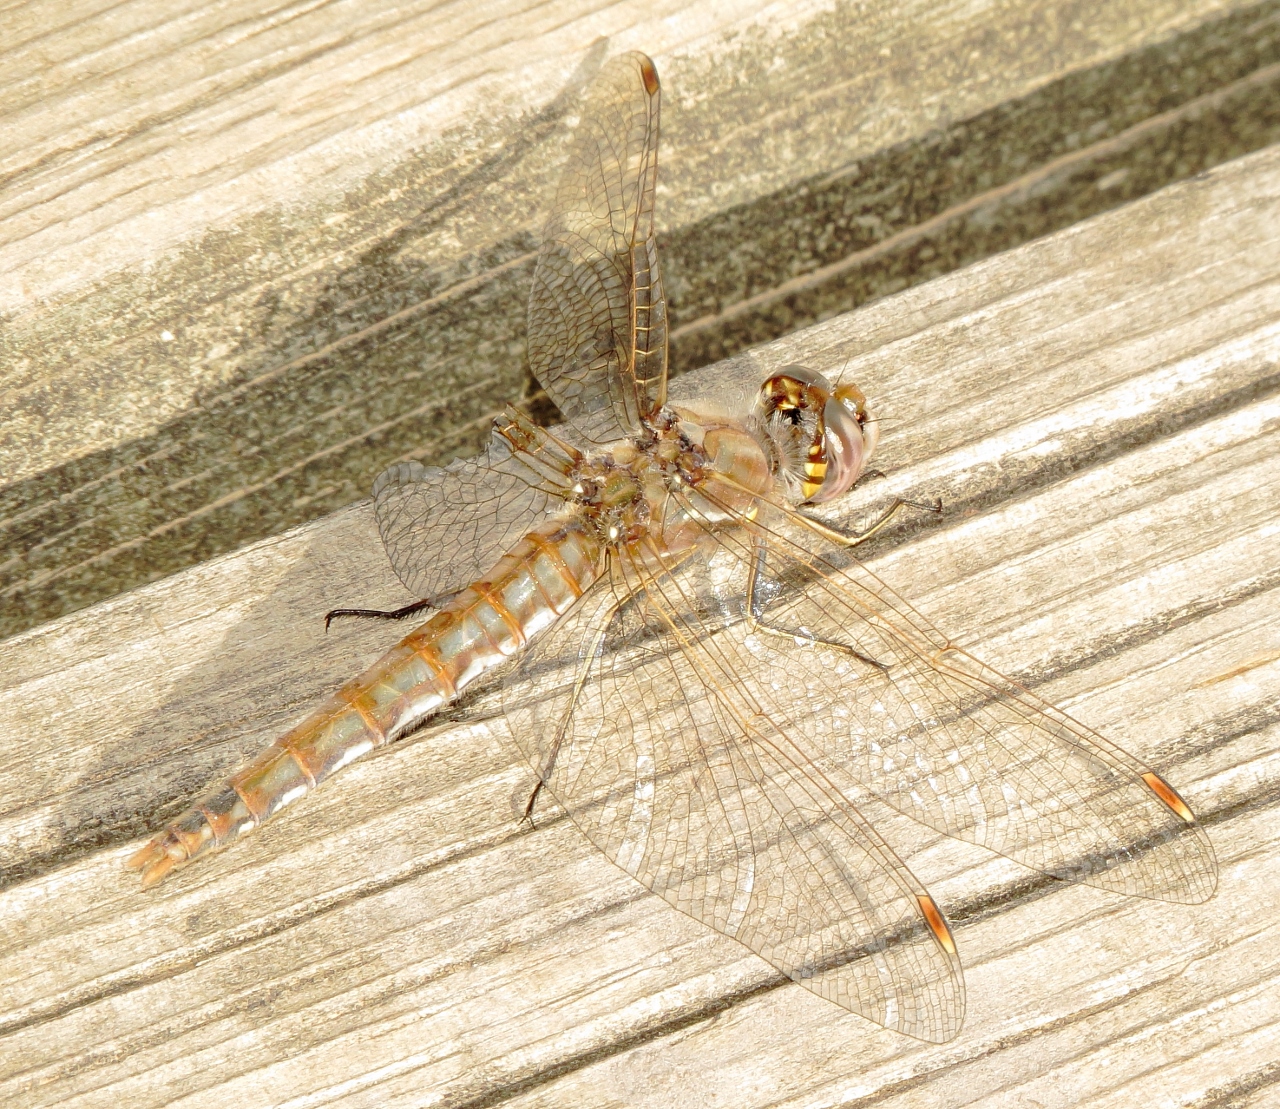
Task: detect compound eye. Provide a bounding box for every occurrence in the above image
[804,395,868,504]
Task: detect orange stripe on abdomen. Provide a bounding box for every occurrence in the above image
[131,514,605,886]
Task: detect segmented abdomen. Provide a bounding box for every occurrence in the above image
[129,517,603,887]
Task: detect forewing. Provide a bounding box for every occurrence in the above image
[682,493,1217,905]
[372,411,577,600]
[502,547,965,1042]
[527,51,667,444]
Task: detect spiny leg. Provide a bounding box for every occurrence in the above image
[522,595,621,827]
[705,469,938,548]
[522,779,547,826]
[324,595,451,631]
[790,495,942,549]
[745,538,889,673]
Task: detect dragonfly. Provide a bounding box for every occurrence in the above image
[129,51,1217,1043]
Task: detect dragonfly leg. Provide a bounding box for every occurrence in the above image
[791,496,942,548]
[745,540,889,672]
[324,594,456,631]
[522,779,546,826]
[520,597,620,828]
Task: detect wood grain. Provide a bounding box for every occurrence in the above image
[1,143,1278,1106]
[6,0,1279,641]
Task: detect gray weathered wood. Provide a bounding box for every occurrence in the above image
[1,143,1278,1106]
[6,0,1278,640]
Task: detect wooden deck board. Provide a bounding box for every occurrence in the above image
[6,0,1280,639]
[1,143,1278,1106]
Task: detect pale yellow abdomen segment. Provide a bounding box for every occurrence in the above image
[129,518,602,886]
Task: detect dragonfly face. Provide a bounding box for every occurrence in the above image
[755,364,879,504]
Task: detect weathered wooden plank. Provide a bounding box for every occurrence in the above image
[0,143,1277,1106]
[5,0,1280,638]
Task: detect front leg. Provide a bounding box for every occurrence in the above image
[790,496,942,549]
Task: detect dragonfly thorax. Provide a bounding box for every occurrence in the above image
[569,410,752,549]
[569,450,653,547]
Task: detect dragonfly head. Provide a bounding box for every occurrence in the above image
[756,365,878,504]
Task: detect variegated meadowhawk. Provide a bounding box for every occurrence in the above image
[129,52,1216,1042]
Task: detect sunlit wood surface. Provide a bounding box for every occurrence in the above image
[6,0,1239,474]
[1,143,1278,1107]
[6,0,1276,641]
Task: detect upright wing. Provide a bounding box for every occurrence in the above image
[502,546,965,1042]
[677,488,1218,906]
[527,51,667,445]
[373,408,579,601]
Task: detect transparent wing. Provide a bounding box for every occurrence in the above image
[502,546,965,1042]
[527,51,667,445]
[679,487,1217,905]
[372,409,578,600]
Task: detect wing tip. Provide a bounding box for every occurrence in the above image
[908,1017,965,1044]
[638,55,659,96]
[917,894,957,956]
[1141,771,1195,823]
[372,459,428,501]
